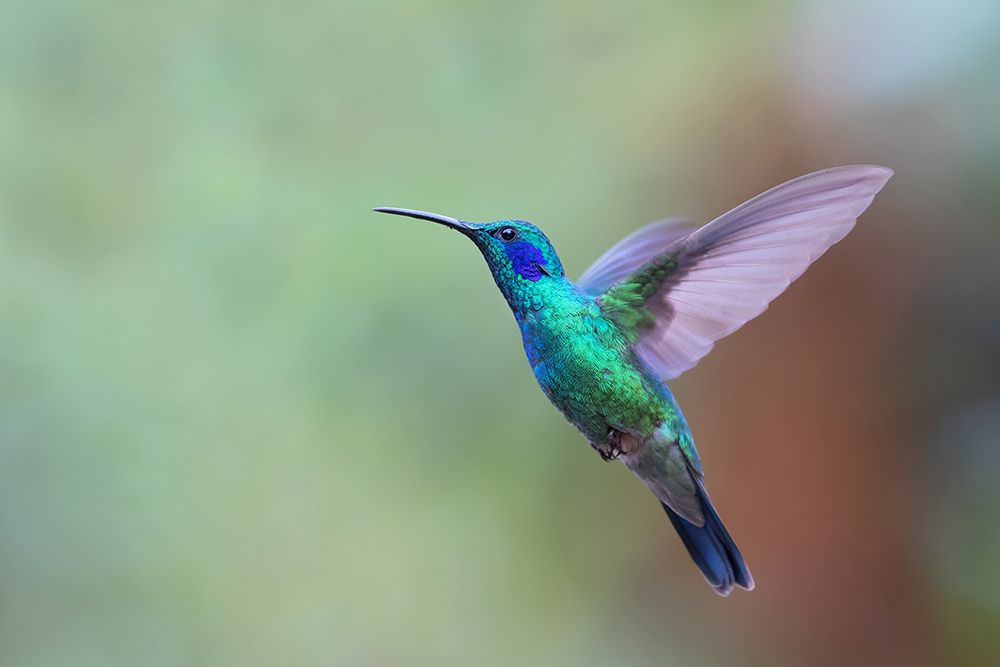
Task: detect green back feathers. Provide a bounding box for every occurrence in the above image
[597,253,679,340]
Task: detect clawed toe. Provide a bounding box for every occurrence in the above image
[593,431,623,462]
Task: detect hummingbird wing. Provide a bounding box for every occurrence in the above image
[591,165,893,380]
[576,218,695,294]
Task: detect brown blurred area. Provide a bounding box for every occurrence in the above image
[683,123,931,665]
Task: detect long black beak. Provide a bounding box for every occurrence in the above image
[373,207,477,234]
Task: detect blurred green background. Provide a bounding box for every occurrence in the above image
[2,0,999,665]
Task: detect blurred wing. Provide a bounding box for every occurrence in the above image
[577,218,694,295]
[600,165,893,380]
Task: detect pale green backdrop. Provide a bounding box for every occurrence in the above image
[2,1,999,665]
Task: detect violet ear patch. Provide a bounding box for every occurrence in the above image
[505,240,548,281]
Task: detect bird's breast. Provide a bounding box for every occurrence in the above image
[516,301,666,439]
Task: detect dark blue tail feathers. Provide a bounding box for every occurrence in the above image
[662,480,753,596]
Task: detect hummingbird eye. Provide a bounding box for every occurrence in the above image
[496,226,519,242]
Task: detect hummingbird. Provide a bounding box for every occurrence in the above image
[375,165,892,595]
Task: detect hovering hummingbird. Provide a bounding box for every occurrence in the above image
[376,165,892,595]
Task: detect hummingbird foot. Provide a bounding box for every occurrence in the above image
[592,430,623,462]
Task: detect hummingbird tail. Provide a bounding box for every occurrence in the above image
[662,479,754,596]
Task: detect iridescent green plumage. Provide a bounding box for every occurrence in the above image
[375,165,892,596]
[599,253,679,338]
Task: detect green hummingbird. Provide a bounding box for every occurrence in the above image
[376,165,892,595]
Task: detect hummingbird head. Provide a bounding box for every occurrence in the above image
[374,207,566,310]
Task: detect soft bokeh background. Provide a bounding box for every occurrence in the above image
[2,1,999,665]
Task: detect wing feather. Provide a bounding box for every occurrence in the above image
[577,218,694,295]
[592,165,893,380]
